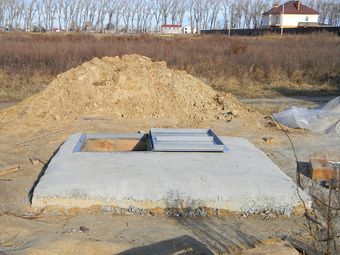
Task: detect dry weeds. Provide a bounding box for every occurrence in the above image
[0,32,339,100]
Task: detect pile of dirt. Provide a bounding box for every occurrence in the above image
[0,55,248,124]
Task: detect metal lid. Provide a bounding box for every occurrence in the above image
[150,128,227,152]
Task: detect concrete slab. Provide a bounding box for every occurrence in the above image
[32,133,310,214]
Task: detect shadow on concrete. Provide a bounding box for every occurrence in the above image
[117,235,212,255]
[28,144,63,204]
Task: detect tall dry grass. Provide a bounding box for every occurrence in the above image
[0,32,339,100]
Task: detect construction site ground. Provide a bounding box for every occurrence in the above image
[1,98,339,254]
[0,56,339,254]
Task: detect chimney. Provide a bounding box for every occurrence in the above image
[297,1,301,10]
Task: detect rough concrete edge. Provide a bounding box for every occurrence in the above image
[31,196,311,216]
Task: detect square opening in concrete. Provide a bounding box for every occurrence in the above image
[73,133,150,153]
[82,138,148,152]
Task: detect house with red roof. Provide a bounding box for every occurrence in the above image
[262,1,319,28]
[161,24,182,34]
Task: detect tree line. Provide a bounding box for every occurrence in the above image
[0,0,339,32]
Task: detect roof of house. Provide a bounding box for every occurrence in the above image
[161,24,181,28]
[263,1,319,15]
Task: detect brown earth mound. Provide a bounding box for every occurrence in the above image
[0,55,247,123]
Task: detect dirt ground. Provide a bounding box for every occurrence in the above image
[1,96,339,254]
[0,56,339,254]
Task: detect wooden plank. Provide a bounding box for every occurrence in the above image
[310,157,338,181]
[242,240,299,255]
[0,165,21,177]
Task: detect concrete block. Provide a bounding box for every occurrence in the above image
[32,133,310,214]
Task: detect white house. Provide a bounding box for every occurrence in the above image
[161,24,182,34]
[262,1,319,28]
[183,26,197,34]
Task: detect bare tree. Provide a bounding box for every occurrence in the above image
[122,1,132,32]
[3,0,22,29]
[56,0,65,29]
[13,0,25,30]
[191,0,204,31]
[130,0,141,31]
[141,0,153,32]
[201,0,210,29]
[23,0,37,31]
[41,0,58,30]
[135,0,148,32]
[0,0,4,27]
[95,0,107,32]
[243,0,252,28]
[232,0,244,28]
[1,0,340,33]
[209,0,222,29]
[320,0,340,26]
[249,0,269,28]
[113,0,125,32]
[169,0,189,24]
[160,0,171,24]
[151,0,162,30]
[106,0,115,31]
[177,0,189,25]
[222,0,230,28]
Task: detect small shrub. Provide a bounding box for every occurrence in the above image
[229,42,247,55]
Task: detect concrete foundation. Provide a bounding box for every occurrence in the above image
[32,133,310,214]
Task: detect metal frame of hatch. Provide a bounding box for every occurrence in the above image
[72,129,228,153]
[149,128,228,152]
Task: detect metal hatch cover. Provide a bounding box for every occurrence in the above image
[150,128,228,152]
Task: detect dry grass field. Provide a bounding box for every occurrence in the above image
[0,32,339,254]
[0,32,339,100]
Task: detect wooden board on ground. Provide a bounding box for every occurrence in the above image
[240,240,299,255]
[310,157,339,181]
[0,165,21,176]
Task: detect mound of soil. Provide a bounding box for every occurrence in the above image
[0,55,247,123]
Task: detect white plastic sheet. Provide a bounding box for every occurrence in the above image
[273,97,340,135]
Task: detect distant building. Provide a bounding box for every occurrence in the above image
[262,1,319,28]
[4,25,12,32]
[161,24,182,34]
[183,26,197,34]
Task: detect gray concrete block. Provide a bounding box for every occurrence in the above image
[32,133,310,214]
